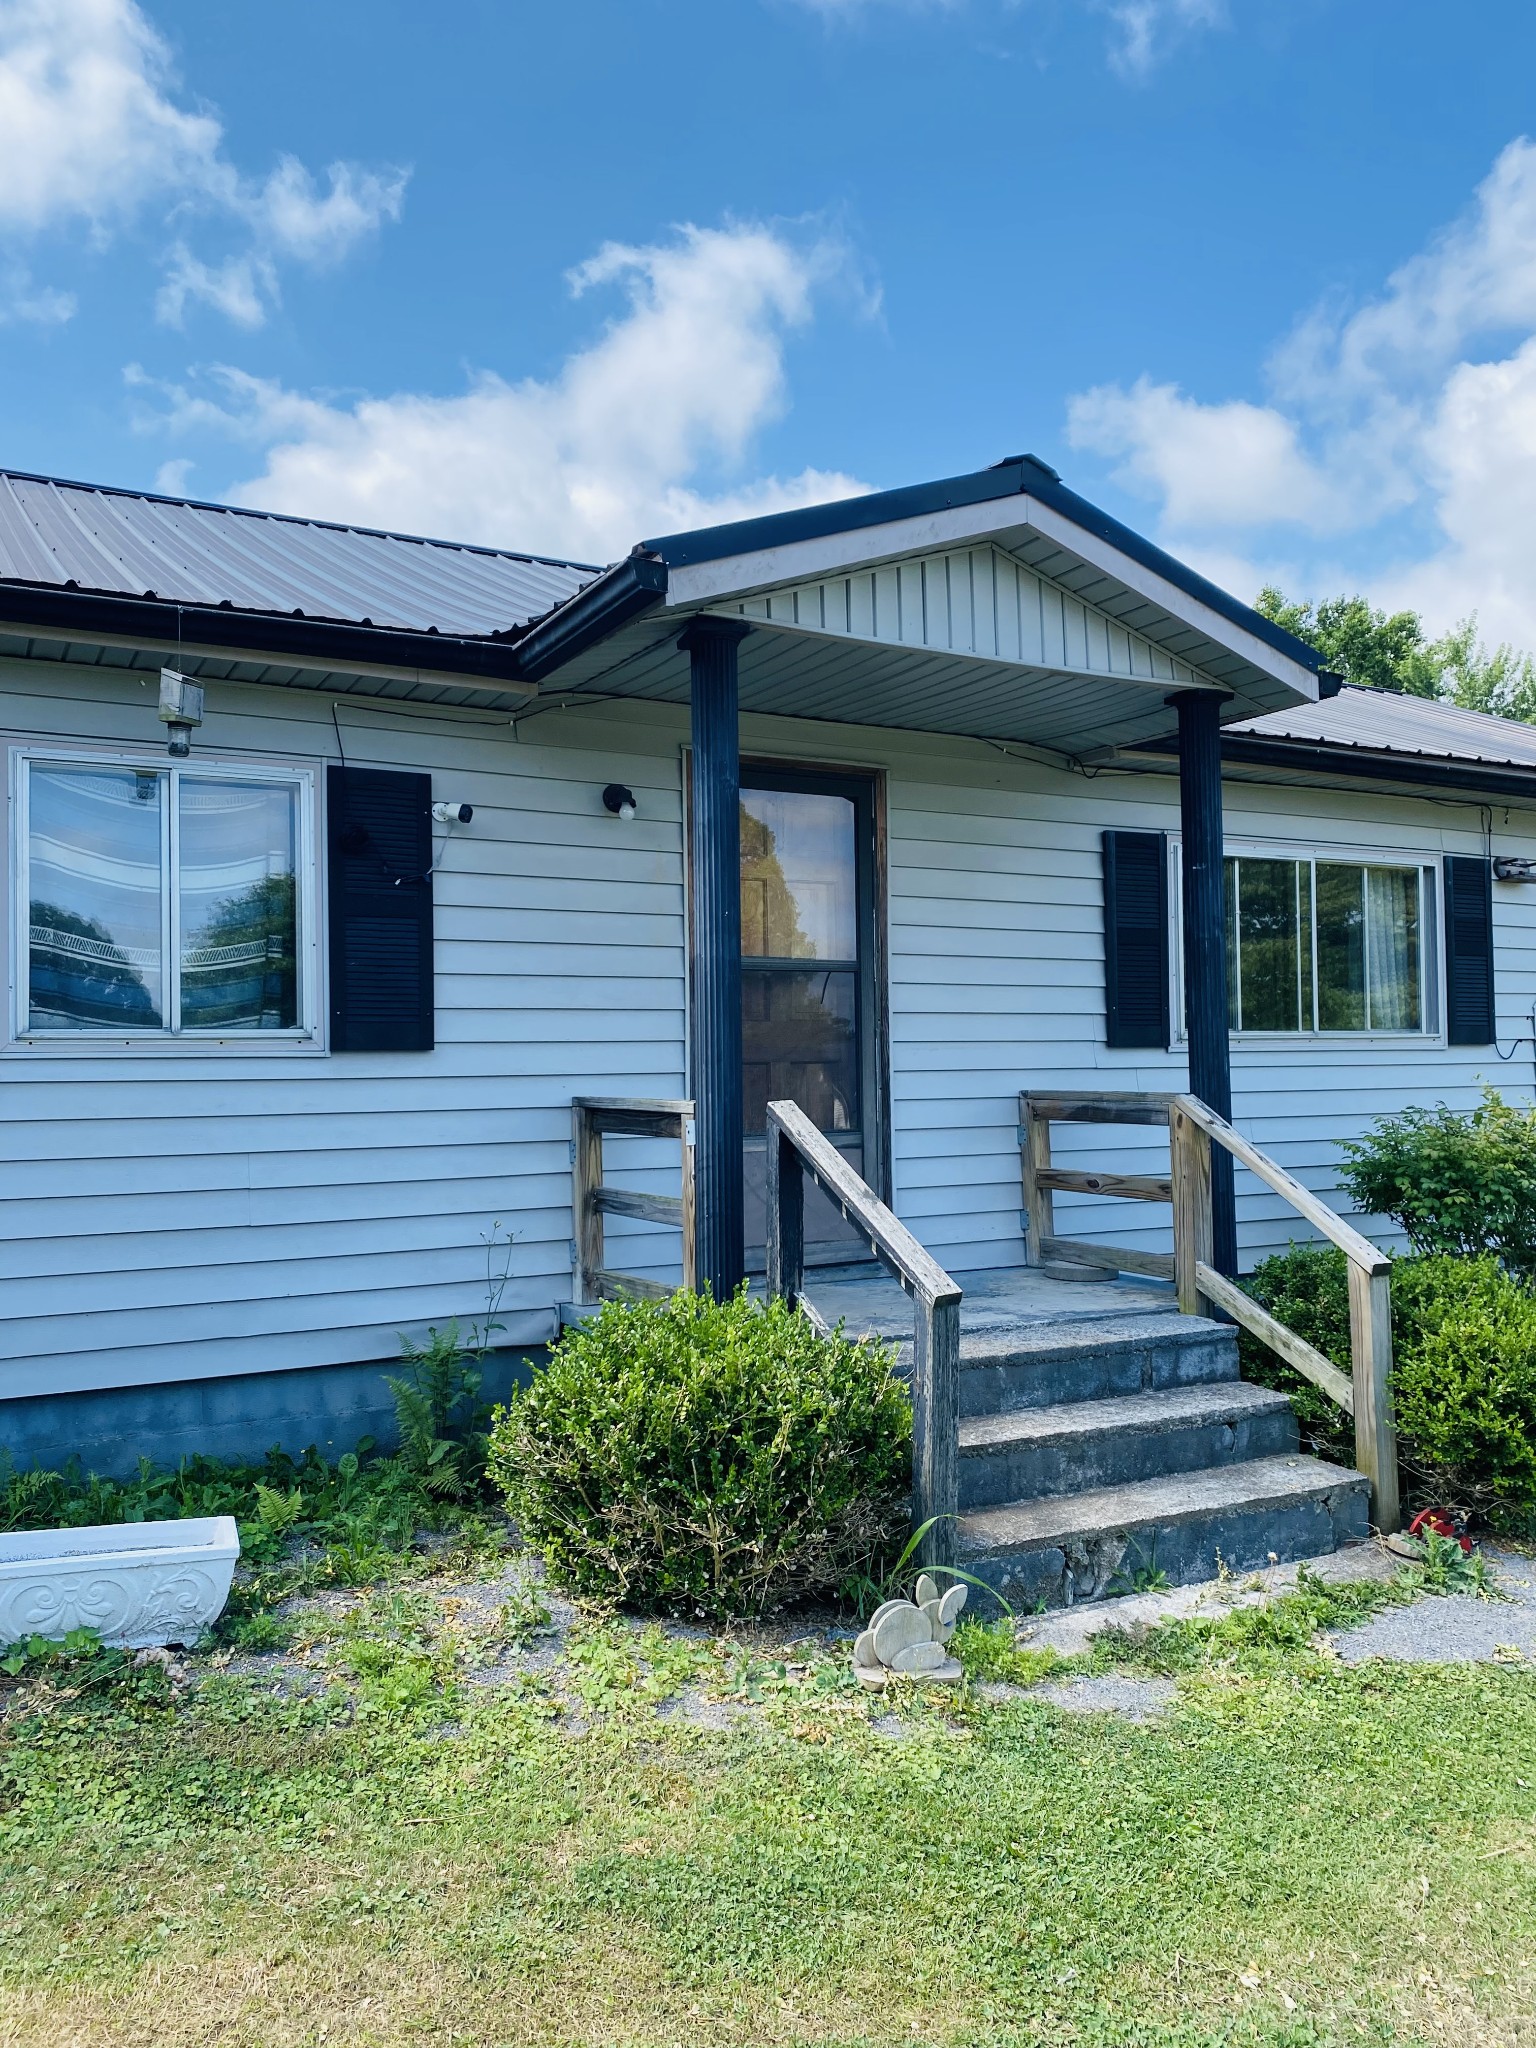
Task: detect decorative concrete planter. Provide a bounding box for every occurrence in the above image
[0,1517,240,1649]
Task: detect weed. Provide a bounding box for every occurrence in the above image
[950,1616,1062,1687]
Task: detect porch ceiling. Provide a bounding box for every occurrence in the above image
[530,611,1236,755]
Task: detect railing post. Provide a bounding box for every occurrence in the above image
[1020,1094,1054,1266]
[679,1109,697,1293]
[1170,1103,1213,1317]
[764,1112,804,1307]
[572,1103,604,1306]
[913,1293,960,1569]
[1348,1260,1400,1533]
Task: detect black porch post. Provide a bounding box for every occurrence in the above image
[1171,689,1238,1278]
[683,616,750,1300]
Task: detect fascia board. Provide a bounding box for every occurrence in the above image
[1017,497,1320,705]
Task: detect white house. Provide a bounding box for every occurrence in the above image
[0,456,1531,1491]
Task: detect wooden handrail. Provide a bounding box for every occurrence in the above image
[1020,1088,1400,1532]
[572,1097,696,1305]
[764,1098,962,1569]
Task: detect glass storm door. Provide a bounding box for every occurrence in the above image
[737,766,880,1267]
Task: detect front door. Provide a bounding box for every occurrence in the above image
[737,765,883,1267]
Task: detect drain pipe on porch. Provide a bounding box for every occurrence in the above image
[1170,689,1239,1279]
[682,616,752,1300]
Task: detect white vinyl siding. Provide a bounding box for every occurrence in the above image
[3,655,1536,1402]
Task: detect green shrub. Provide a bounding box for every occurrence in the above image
[487,1287,913,1619]
[1241,1243,1536,1528]
[1338,1088,1536,1280]
[1238,1242,1355,1462]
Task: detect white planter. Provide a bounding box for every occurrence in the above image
[0,1516,240,1649]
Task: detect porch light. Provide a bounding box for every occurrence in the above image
[157,668,204,758]
[603,783,637,821]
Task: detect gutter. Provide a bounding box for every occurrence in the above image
[512,553,669,682]
[1138,730,1536,805]
[0,582,531,684]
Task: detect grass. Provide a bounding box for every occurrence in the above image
[2,1461,1533,2047]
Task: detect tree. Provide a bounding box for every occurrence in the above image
[1255,587,1536,724]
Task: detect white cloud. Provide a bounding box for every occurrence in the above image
[1100,0,1225,79]
[0,0,405,324]
[0,261,73,324]
[144,222,869,563]
[779,0,1228,73]
[1064,137,1536,650]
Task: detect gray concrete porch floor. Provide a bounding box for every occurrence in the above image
[798,1260,1177,1343]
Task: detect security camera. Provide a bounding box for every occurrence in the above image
[431,801,473,824]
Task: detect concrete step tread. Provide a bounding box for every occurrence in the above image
[958,1381,1294,1455]
[957,1454,1369,1556]
[954,1309,1231,1368]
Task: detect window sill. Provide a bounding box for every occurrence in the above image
[2,1034,327,1058]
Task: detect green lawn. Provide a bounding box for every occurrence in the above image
[3,1572,1534,2048]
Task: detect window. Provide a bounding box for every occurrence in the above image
[1213,851,1435,1036]
[16,756,313,1038]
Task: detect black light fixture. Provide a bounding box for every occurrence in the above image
[603,783,637,821]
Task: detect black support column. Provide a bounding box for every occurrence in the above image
[1171,689,1238,1278]
[683,616,751,1300]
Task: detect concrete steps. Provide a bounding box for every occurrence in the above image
[957,1381,1300,1509]
[958,1454,1370,1609]
[802,1264,1370,1612]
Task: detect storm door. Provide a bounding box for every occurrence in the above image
[737,765,884,1268]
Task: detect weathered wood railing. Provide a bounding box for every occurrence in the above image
[571,1097,695,1305]
[1020,1089,1400,1533]
[765,1098,962,1567]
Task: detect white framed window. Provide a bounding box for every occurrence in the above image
[1173,841,1441,1039]
[12,751,317,1041]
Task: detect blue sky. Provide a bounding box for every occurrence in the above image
[5,0,1536,645]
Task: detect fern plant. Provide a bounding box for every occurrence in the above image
[387,1224,513,1499]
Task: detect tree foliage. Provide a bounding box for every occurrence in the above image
[1255,586,1536,722]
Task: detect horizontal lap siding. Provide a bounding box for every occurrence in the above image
[874,739,1536,1273]
[6,667,1536,1405]
[0,666,690,1397]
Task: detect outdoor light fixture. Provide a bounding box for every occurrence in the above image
[1495,856,1536,882]
[603,783,637,821]
[431,801,474,824]
[158,668,204,757]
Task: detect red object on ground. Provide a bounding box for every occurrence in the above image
[1408,1507,1473,1553]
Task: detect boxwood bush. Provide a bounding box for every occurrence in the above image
[1242,1243,1536,1528]
[1338,1087,1536,1282]
[487,1288,913,1618]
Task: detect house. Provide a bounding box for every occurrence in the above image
[0,456,1531,1588]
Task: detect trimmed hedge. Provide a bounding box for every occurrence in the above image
[487,1288,912,1618]
[1242,1244,1536,1529]
[1338,1088,1536,1282]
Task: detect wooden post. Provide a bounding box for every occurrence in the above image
[913,1294,960,1568]
[678,1109,697,1293]
[572,1103,604,1305]
[1020,1094,1054,1266]
[1348,1260,1400,1533]
[683,616,750,1301]
[1170,1103,1213,1317]
[764,1116,804,1308]
[1171,688,1238,1277]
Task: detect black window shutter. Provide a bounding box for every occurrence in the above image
[1103,830,1170,1049]
[1444,853,1494,1045]
[327,765,434,1051]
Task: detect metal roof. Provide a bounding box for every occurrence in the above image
[1231,685,1536,771]
[0,470,598,638]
